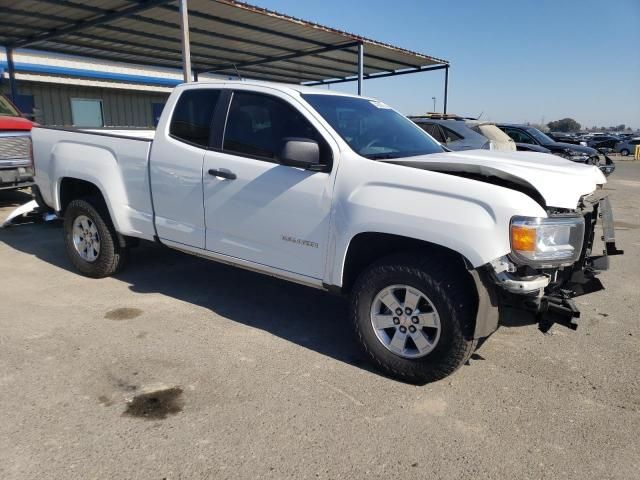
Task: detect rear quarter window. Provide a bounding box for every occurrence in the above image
[169,89,222,148]
[440,126,464,143]
[417,123,446,143]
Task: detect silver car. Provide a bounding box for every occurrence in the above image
[615,138,640,156]
[409,116,516,152]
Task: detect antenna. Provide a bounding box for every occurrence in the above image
[232,64,243,81]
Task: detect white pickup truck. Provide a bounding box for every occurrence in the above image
[31,80,622,383]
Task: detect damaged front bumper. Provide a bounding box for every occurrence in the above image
[489,192,623,333]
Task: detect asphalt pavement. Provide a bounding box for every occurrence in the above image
[1,162,638,480]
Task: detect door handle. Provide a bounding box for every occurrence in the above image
[208,168,236,180]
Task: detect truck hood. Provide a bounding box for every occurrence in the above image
[0,115,34,131]
[386,149,606,209]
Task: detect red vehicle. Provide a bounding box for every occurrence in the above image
[0,94,35,190]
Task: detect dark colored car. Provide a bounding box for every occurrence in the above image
[587,135,621,151]
[547,132,582,145]
[497,124,614,176]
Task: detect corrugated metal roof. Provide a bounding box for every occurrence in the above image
[0,0,448,84]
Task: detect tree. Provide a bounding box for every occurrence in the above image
[547,118,581,132]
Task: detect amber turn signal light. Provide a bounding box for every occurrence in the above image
[511,225,536,252]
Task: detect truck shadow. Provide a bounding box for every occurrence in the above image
[120,240,374,372]
[0,222,376,375]
[1,222,537,380]
[0,189,33,208]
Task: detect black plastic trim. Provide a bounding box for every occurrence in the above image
[469,266,500,339]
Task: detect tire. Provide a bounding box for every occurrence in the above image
[350,252,477,384]
[63,198,126,278]
[620,149,630,156]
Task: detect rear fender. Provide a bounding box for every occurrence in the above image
[51,143,131,236]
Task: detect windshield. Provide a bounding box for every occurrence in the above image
[525,127,555,145]
[0,95,20,117]
[301,94,444,159]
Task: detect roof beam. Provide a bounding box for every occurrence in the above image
[157,3,424,69]
[61,32,326,81]
[76,7,361,76]
[128,10,375,72]
[302,64,449,86]
[202,41,360,74]
[90,25,358,77]
[9,0,175,48]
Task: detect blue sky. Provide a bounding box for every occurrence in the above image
[252,0,640,129]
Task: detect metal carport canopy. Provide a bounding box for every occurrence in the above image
[1,0,450,108]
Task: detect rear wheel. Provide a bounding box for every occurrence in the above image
[351,253,476,384]
[63,198,125,278]
[620,149,630,156]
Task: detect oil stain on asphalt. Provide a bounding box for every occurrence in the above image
[123,385,184,420]
[104,307,143,320]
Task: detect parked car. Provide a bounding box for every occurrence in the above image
[547,132,582,145]
[410,115,490,151]
[497,124,615,175]
[617,133,637,140]
[466,121,517,151]
[410,115,516,152]
[615,138,640,156]
[586,135,621,150]
[31,81,622,383]
[0,94,35,191]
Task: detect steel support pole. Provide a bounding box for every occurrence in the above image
[6,47,19,101]
[443,65,449,114]
[357,43,364,96]
[179,0,192,83]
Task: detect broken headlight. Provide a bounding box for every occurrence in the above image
[510,216,585,267]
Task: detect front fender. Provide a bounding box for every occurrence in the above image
[326,157,547,287]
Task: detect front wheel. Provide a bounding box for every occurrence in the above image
[620,149,630,156]
[350,253,477,384]
[63,198,126,278]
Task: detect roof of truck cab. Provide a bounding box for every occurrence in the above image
[178,79,374,98]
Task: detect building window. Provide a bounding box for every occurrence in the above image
[71,98,104,127]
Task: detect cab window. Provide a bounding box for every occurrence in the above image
[505,128,533,144]
[223,91,331,166]
[170,89,222,148]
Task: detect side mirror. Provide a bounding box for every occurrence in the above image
[279,138,322,170]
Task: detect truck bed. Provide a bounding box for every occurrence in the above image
[32,126,157,241]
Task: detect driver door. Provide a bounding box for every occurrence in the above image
[202,90,335,280]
